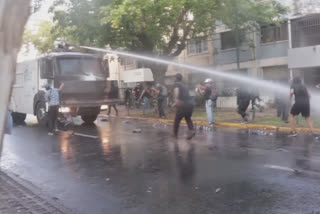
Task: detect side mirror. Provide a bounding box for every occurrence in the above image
[40,58,54,79]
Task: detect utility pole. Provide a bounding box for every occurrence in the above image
[0,0,30,143]
[234,0,241,71]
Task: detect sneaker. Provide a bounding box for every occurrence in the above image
[186,131,196,140]
[288,131,298,137]
[48,132,54,136]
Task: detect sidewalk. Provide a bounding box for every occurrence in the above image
[0,170,74,214]
[106,105,320,133]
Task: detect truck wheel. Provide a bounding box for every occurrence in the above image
[36,102,47,125]
[12,112,26,124]
[81,114,98,124]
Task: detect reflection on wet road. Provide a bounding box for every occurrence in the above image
[2,116,320,214]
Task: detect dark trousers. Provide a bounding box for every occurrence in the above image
[108,104,118,116]
[238,99,250,119]
[277,101,289,122]
[48,105,58,132]
[173,104,194,136]
[158,97,166,118]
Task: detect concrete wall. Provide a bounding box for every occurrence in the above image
[214,32,289,67]
[257,41,289,59]
[288,45,320,68]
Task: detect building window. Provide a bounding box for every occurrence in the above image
[220,30,247,50]
[292,14,320,48]
[261,22,288,44]
[187,39,208,55]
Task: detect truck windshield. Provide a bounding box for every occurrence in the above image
[58,57,105,79]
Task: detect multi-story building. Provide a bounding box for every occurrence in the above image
[166,6,320,96]
[166,38,215,89]
[288,13,320,86]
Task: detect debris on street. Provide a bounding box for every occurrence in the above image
[133,128,142,133]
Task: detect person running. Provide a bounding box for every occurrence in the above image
[107,81,119,116]
[44,82,64,135]
[152,83,168,118]
[289,77,313,137]
[199,78,217,125]
[236,86,251,122]
[172,74,195,140]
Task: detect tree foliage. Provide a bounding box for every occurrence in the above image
[100,0,217,57]
[50,0,112,46]
[47,0,287,79]
[216,0,288,33]
[23,21,58,53]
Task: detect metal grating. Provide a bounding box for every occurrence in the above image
[292,14,320,48]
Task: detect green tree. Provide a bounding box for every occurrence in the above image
[100,0,217,81]
[216,0,288,70]
[51,0,217,81]
[50,0,112,47]
[31,21,58,53]
[22,21,58,53]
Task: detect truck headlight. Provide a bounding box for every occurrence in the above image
[59,107,71,113]
[100,105,108,110]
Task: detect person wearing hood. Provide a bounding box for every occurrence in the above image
[44,82,64,135]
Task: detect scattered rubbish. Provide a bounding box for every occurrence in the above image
[249,129,273,136]
[194,187,199,190]
[133,128,142,133]
[215,188,221,193]
[106,178,110,181]
[101,118,108,122]
[264,164,295,172]
[73,132,99,139]
[196,125,213,132]
[147,187,152,193]
[277,148,289,153]
[52,197,59,201]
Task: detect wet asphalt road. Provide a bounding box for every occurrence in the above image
[2,116,320,214]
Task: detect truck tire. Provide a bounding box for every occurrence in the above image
[81,114,98,124]
[36,101,47,126]
[12,112,26,124]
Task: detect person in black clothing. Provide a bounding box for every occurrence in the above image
[107,81,119,116]
[172,74,195,139]
[289,77,313,137]
[236,86,251,122]
[124,88,132,108]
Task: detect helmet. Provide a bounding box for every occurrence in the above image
[204,78,213,83]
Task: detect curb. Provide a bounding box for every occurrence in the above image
[110,115,320,133]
